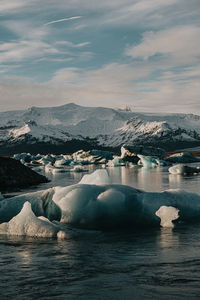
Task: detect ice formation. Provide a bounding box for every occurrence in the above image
[155,206,179,227]
[0,188,61,223]
[166,152,200,163]
[107,156,125,167]
[79,169,111,185]
[0,202,62,238]
[137,155,158,168]
[54,158,71,167]
[70,166,88,172]
[121,145,166,160]
[169,164,200,175]
[138,155,171,168]
[1,170,200,234]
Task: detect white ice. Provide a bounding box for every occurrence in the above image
[107,156,125,167]
[156,206,179,228]
[79,169,111,185]
[0,202,63,238]
[70,166,88,173]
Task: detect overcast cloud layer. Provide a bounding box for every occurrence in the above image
[0,0,200,113]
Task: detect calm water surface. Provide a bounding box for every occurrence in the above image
[1,164,200,300]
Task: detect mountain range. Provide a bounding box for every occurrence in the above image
[1,103,200,154]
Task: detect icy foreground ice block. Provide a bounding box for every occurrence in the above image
[0,202,66,238]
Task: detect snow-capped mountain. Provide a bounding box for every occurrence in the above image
[0,103,200,154]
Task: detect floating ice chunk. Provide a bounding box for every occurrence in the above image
[155,159,171,166]
[0,193,4,200]
[51,167,69,174]
[121,145,166,159]
[166,152,200,163]
[45,163,69,174]
[137,155,171,168]
[13,153,32,162]
[70,166,88,173]
[155,206,179,228]
[0,202,59,238]
[57,230,68,239]
[38,155,55,165]
[169,164,200,175]
[107,156,125,167]
[79,169,111,185]
[54,158,71,167]
[45,162,53,172]
[137,155,158,168]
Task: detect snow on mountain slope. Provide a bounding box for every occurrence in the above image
[102,115,200,147]
[0,103,200,152]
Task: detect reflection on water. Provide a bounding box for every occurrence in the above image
[6,163,200,196]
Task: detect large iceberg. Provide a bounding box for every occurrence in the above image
[1,170,200,234]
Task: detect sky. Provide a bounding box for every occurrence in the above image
[0,0,200,113]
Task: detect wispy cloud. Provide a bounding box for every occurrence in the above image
[44,16,82,26]
[125,26,200,65]
[55,41,90,48]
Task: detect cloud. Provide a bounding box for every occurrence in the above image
[55,41,90,48]
[0,0,28,13]
[44,16,82,26]
[0,40,60,63]
[0,60,200,114]
[0,20,92,64]
[0,0,199,114]
[125,26,200,65]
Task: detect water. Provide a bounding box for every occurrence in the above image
[1,164,200,299]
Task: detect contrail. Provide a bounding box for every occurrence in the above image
[44,16,82,26]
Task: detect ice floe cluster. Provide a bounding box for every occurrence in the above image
[12,145,200,176]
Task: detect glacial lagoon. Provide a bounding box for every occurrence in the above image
[1,164,200,299]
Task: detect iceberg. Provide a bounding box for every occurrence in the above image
[0,202,62,238]
[121,145,166,161]
[166,152,200,163]
[169,164,200,175]
[79,169,111,185]
[54,158,72,167]
[107,156,125,167]
[137,155,171,168]
[70,166,88,173]
[137,155,158,168]
[1,170,200,233]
